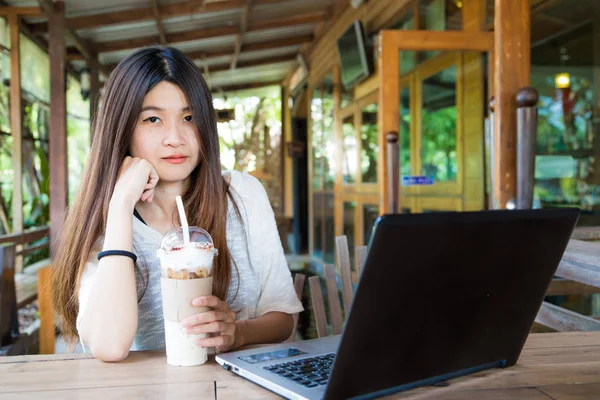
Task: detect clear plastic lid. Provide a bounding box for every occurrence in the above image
[158,226,218,255]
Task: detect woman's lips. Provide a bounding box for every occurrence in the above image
[163,156,187,164]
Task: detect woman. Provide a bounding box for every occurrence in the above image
[52,46,303,362]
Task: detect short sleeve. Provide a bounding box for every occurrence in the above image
[246,176,304,317]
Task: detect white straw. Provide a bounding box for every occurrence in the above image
[175,196,190,245]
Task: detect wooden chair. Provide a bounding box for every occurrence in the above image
[37,265,55,354]
[0,243,18,354]
[308,236,368,338]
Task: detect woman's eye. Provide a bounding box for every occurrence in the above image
[184,115,193,122]
[144,116,161,124]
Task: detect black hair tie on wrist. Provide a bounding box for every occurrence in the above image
[97,250,137,263]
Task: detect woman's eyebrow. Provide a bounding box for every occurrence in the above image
[140,106,191,112]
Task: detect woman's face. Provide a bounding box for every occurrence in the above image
[130,81,200,183]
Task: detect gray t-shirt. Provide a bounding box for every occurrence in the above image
[77,170,303,351]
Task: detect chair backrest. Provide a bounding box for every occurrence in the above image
[37,265,55,354]
[308,236,368,338]
[0,243,18,349]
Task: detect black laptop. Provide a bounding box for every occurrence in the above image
[217,208,579,400]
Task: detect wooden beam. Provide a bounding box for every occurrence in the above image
[248,10,327,33]
[571,226,600,241]
[230,1,251,70]
[0,226,49,245]
[493,0,531,209]
[8,14,23,272]
[95,25,239,53]
[556,243,600,289]
[535,302,600,332]
[212,54,295,73]
[69,34,312,63]
[94,11,326,54]
[30,0,289,33]
[244,34,313,53]
[0,7,42,16]
[48,1,67,260]
[462,0,486,32]
[150,0,167,46]
[212,79,282,93]
[378,30,494,52]
[547,279,600,296]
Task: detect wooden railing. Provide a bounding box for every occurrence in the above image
[0,227,52,356]
[536,230,600,332]
[0,226,50,258]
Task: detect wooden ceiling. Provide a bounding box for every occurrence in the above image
[3,0,341,92]
[530,0,599,67]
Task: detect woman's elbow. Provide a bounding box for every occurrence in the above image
[91,344,130,362]
[280,313,295,341]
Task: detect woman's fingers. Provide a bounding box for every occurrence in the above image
[196,334,234,348]
[185,321,233,335]
[192,295,224,308]
[181,310,233,327]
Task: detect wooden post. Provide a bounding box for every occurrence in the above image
[493,0,531,209]
[515,87,539,210]
[386,132,399,214]
[48,1,67,259]
[8,14,23,272]
[378,33,400,215]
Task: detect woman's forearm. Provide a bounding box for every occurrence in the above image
[78,201,138,362]
[234,312,294,350]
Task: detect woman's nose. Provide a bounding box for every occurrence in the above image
[163,123,186,147]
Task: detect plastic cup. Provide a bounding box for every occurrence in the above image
[157,226,217,366]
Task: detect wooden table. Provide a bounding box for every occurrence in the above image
[1,332,599,399]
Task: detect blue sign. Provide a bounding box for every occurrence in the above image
[402,176,434,186]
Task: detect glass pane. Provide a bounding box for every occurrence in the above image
[20,34,50,104]
[343,201,356,269]
[363,204,379,246]
[420,0,462,31]
[324,193,335,264]
[531,19,597,212]
[421,65,457,182]
[322,74,335,190]
[400,87,411,179]
[394,10,415,75]
[341,83,352,109]
[313,193,323,259]
[311,87,323,190]
[420,0,462,60]
[400,50,416,76]
[342,115,357,184]
[0,134,13,235]
[486,0,494,26]
[22,99,50,265]
[0,52,10,236]
[360,103,378,184]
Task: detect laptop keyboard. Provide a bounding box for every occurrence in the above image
[263,353,335,388]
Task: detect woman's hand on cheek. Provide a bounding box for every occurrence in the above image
[181,296,238,353]
[111,156,160,208]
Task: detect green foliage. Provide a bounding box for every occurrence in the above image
[421,106,457,181]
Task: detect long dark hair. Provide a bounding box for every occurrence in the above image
[52,47,239,342]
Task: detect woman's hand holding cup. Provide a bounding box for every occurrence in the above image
[181,296,238,353]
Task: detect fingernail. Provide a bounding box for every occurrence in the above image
[192,299,201,306]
